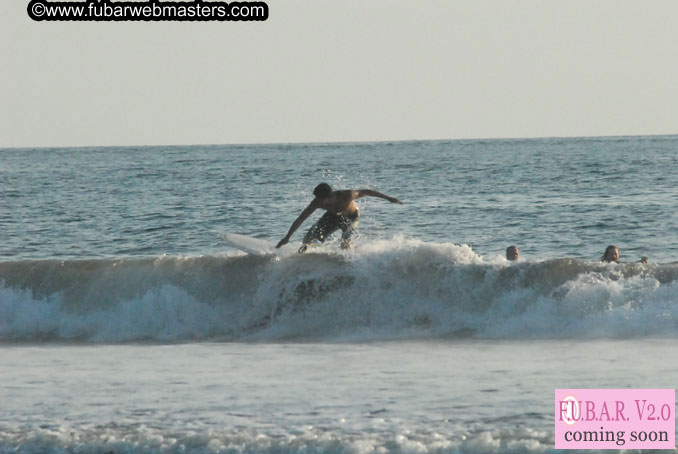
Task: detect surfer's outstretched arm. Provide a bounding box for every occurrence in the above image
[276,202,318,248]
[355,189,403,204]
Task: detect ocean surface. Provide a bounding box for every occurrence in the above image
[1,135,678,453]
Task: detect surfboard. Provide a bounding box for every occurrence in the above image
[223,233,275,255]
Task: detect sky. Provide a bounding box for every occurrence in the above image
[1,0,677,148]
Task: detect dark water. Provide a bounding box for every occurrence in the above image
[2,135,677,261]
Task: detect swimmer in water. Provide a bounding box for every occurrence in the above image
[506,245,519,261]
[601,245,620,263]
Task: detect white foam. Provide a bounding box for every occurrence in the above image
[1,239,677,343]
[0,425,559,454]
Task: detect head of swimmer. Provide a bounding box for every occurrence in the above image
[602,245,620,263]
[506,245,519,261]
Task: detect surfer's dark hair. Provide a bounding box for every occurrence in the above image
[313,183,332,199]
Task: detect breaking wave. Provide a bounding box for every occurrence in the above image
[1,239,677,343]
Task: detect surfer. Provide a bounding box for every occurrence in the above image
[276,183,403,253]
[601,245,620,263]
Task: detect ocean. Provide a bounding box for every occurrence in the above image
[1,135,677,453]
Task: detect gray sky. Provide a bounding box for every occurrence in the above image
[2,0,677,148]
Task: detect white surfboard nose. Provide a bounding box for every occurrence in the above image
[223,232,275,255]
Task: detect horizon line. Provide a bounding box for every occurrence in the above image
[2,132,677,151]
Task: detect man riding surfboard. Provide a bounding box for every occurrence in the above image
[276,183,403,253]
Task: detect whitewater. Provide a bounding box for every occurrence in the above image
[1,136,677,453]
[2,240,678,343]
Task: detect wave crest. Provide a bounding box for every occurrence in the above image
[1,240,677,343]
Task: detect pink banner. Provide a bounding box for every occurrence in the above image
[555,389,675,449]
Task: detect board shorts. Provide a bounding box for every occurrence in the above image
[302,210,360,246]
